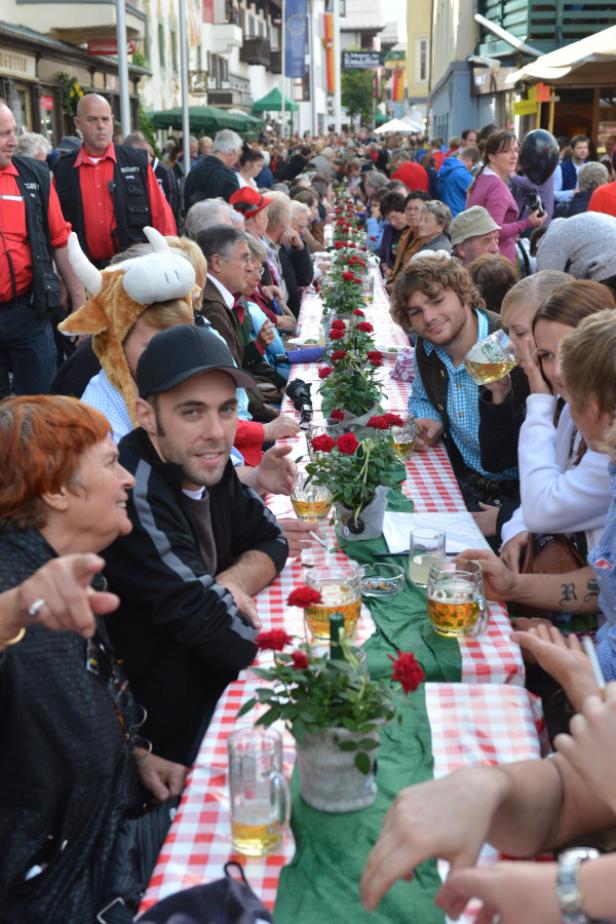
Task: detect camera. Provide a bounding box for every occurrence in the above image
[525,191,544,217]
[285,379,313,427]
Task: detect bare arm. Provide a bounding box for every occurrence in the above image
[53,246,86,310]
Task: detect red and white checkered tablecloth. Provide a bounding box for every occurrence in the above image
[140,682,543,917]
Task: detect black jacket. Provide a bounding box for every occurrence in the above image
[279,243,314,318]
[184,155,239,207]
[0,530,143,923]
[103,427,288,764]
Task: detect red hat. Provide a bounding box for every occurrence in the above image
[230,186,272,217]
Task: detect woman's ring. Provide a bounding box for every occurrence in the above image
[27,598,47,618]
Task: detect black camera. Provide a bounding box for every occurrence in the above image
[285,379,313,427]
[525,191,544,217]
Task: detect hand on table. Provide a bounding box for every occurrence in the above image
[510,624,598,712]
[255,444,297,496]
[263,415,301,442]
[415,419,444,452]
[215,578,261,630]
[278,518,319,558]
[436,861,560,924]
[500,531,531,572]
[458,548,518,601]
[7,554,119,641]
[472,502,499,537]
[360,767,507,911]
[135,749,188,803]
[554,682,616,814]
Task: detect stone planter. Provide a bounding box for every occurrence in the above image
[296,725,380,813]
[336,484,389,541]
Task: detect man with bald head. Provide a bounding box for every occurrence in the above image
[53,93,176,267]
[0,102,84,395]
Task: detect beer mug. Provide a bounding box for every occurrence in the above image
[290,471,333,521]
[426,559,488,638]
[463,329,517,385]
[304,563,362,641]
[228,726,290,856]
[391,415,417,460]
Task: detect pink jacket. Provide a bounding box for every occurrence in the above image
[466,173,532,265]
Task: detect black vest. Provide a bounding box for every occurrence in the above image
[53,144,151,262]
[11,155,61,317]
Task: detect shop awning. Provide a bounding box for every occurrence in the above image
[148,106,263,134]
[506,25,616,84]
[251,87,299,113]
[374,117,423,134]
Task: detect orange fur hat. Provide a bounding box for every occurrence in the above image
[59,227,195,424]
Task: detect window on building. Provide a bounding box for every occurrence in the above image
[158,23,165,67]
[248,13,255,36]
[416,37,429,84]
[339,0,346,15]
[171,27,178,70]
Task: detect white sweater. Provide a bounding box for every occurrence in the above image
[501,393,611,550]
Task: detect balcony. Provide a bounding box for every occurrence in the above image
[270,48,281,73]
[15,0,145,45]
[478,0,616,57]
[210,22,243,53]
[240,36,271,67]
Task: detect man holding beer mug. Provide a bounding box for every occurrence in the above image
[390,252,524,546]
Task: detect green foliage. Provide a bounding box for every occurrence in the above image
[138,105,161,159]
[341,69,375,124]
[57,73,84,116]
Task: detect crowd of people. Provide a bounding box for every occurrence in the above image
[3,88,616,922]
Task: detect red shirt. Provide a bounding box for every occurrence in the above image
[57,145,176,262]
[588,182,616,218]
[0,160,71,302]
[390,162,429,193]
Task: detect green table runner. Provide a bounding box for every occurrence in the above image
[274,490,459,922]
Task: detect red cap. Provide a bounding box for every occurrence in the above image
[230,186,272,217]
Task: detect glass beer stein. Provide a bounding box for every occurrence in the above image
[463,329,517,385]
[304,562,362,641]
[426,559,488,638]
[228,726,290,857]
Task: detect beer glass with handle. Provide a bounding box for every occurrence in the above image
[463,329,517,385]
[426,559,488,638]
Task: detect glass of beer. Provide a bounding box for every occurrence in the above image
[426,560,488,638]
[391,416,417,459]
[360,274,375,305]
[291,473,333,521]
[304,563,362,641]
[408,527,446,587]
[463,329,517,385]
[228,726,290,857]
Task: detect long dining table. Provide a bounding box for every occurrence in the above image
[140,270,546,923]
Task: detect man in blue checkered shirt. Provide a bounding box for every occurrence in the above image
[391,252,520,546]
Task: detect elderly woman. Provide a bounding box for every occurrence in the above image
[416,200,453,254]
[0,395,186,922]
[15,131,52,162]
[554,161,609,219]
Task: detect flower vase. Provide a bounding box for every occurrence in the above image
[339,403,380,431]
[296,725,381,813]
[336,484,389,541]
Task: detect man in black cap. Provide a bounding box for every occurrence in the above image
[103,325,288,765]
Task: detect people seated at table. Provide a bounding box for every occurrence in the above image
[387,191,431,288]
[390,252,522,545]
[262,190,314,319]
[497,280,614,577]
[415,200,453,255]
[449,205,501,265]
[377,191,408,276]
[535,210,616,293]
[183,196,243,240]
[103,325,289,766]
[0,395,187,922]
[467,253,518,314]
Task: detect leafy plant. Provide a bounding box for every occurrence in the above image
[57,73,84,116]
[239,628,424,773]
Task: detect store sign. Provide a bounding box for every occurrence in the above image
[40,94,55,111]
[342,51,382,70]
[513,99,538,116]
[0,47,36,81]
[88,39,136,56]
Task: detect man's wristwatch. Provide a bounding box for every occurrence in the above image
[556,847,600,923]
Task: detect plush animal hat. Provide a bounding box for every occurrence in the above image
[60,227,195,424]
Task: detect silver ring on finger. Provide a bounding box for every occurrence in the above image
[27,598,47,618]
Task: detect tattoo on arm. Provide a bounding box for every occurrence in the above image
[584,578,599,604]
[559,582,578,606]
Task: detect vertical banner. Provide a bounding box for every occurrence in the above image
[322,12,335,95]
[285,0,308,78]
[392,66,405,103]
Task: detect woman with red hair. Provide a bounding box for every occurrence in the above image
[0,395,186,923]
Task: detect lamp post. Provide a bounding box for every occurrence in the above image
[179,0,191,176]
[115,0,131,136]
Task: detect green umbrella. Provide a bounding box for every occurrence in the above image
[148,106,263,134]
[251,87,299,113]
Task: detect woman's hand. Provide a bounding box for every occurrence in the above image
[511,624,598,712]
[256,320,275,348]
[518,337,551,394]
[527,209,547,228]
[500,531,531,572]
[482,374,512,405]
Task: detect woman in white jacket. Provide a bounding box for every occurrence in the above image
[499,278,616,571]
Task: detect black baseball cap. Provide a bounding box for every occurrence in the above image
[137,325,256,398]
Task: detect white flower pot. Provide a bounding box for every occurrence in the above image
[296,725,380,813]
[336,484,389,541]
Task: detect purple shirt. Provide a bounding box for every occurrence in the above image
[467,172,532,265]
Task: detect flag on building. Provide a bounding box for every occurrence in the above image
[285,0,308,78]
[322,12,335,95]
[392,66,405,103]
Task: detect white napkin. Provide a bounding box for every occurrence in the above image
[382,511,491,555]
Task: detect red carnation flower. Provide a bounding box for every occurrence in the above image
[291,650,310,670]
[318,366,334,379]
[310,433,335,453]
[367,350,383,362]
[367,415,390,430]
[329,329,345,341]
[330,319,346,330]
[336,432,359,455]
[368,356,383,367]
[352,308,365,317]
[342,271,354,282]
[287,586,322,607]
[255,629,293,651]
[383,413,405,427]
[331,349,348,362]
[389,650,425,694]
[330,408,345,421]
[334,241,345,250]
[352,276,362,284]
[356,322,374,333]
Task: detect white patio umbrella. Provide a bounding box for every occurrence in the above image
[374,117,423,135]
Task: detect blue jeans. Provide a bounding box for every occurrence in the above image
[0,295,57,397]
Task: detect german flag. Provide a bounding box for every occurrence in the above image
[322,12,335,95]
